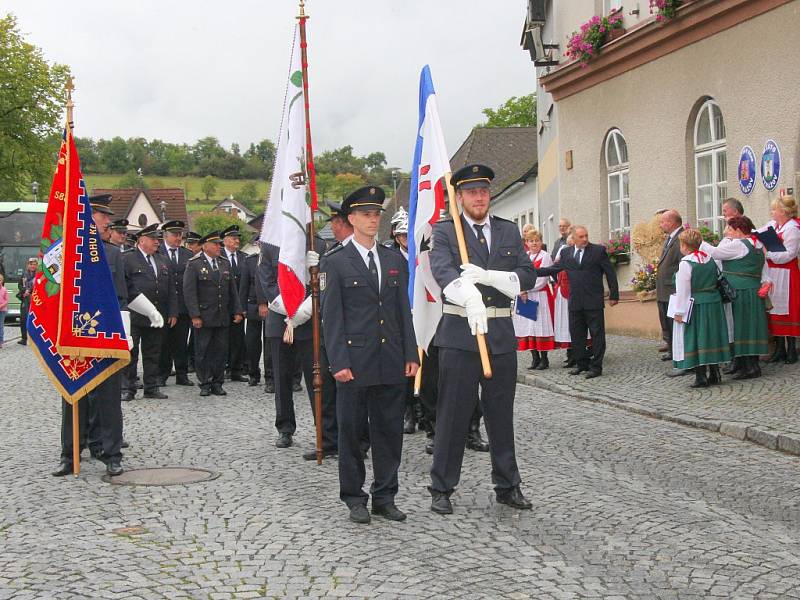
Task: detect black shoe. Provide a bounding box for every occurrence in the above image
[429,488,453,515]
[403,408,416,434]
[264,381,275,394]
[121,439,129,449]
[292,381,302,392]
[275,433,293,448]
[302,448,337,461]
[248,378,260,387]
[562,359,577,368]
[568,367,587,375]
[175,377,195,386]
[17,340,27,346]
[121,391,136,402]
[51,459,73,477]
[425,436,435,455]
[723,357,740,375]
[348,504,370,524]
[466,431,489,452]
[535,354,549,370]
[690,366,709,388]
[210,384,227,396]
[708,364,722,385]
[528,350,541,370]
[372,502,407,521]
[144,391,168,399]
[584,370,602,379]
[660,353,673,361]
[106,459,123,477]
[496,486,533,510]
[768,336,787,363]
[199,387,211,397]
[786,337,798,364]
[230,373,249,383]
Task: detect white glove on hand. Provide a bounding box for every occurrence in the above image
[269,294,288,316]
[120,310,133,350]
[460,263,521,299]
[443,278,487,336]
[286,296,312,328]
[306,250,320,270]
[128,293,165,328]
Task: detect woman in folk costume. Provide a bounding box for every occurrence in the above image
[702,216,770,379]
[672,229,731,388]
[514,229,555,370]
[763,195,800,364]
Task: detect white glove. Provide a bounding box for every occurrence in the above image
[120,310,133,350]
[286,296,312,328]
[306,250,320,270]
[127,293,164,328]
[269,294,288,316]
[443,278,487,336]
[460,263,521,299]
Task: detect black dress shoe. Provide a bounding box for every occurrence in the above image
[660,353,673,361]
[302,448,338,461]
[496,486,532,510]
[51,459,73,477]
[584,370,602,379]
[568,367,587,375]
[429,488,453,514]
[121,439,129,449]
[348,504,370,524]
[144,391,168,399]
[175,377,195,386]
[264,381,275,394]
[106,458,123,476]
[17,340,27,345]
[248,378,260,387]
[275,433,293,448]
[210,384,227,396]
[466,432,489,452]
[230,373,249,383]
[199,387,211,397]
[425,436,435,455]
[121,391,136,402]
[372,502,407,521]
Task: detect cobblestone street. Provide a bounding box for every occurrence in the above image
[1,339,799,599]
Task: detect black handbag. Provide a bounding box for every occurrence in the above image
[716,266,737,303]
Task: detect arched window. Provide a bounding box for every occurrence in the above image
[694,99,727,234]
[605,129,629,235]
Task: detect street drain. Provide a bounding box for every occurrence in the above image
[102,467,220,486]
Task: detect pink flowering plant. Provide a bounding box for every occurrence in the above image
[605,232,631,257]
[566,11,624,67]
[650,0,682,21]
[631,261,658,292]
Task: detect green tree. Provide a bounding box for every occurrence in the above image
[114,170,147,189]
[201,175,218,201]
[192,211,247,236]
[238,181,259,204]
[0,14,71,198]
[479,93,537,128]
[315,146,367,177]
[98,136,131,173]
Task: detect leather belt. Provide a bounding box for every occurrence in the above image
[443,305,511,318]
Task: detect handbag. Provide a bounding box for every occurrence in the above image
[715,266,737,303]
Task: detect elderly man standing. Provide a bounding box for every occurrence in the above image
[656,210,685,364]
[722,198,744,220]
[551,218,572,260]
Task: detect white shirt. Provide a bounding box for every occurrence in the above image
[573,245,587,263]
[764,219,800,264]
[463,213,491,253]
[164,243,180,263]
[351,238,381,287]
[203,252,219,270]
[342,234,354,246]
[139,248,157,276]
[225,249,239,268]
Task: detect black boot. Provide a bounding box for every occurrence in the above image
[786,337,798,364]
[403,406,416,434]
[768,336,787,363]
[563,348,576,368]
[528,350,540,370]
[690,365,709,388]
[535,351,549,370]
[733,356,755,380]
[723,356,740,375]
[750,355,762,378]
[465,417,489,452]
[708,364,721,385]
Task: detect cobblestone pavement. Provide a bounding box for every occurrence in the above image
[2,341,800,599]
[517,335,800,456]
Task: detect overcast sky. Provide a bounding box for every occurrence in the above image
[5,0,535,170]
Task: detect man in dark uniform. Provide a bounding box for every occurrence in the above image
[184,231,202,372]
[53,194,130,477]
[239,239,267,387]
[121,224,177,401]
[158,220,194,387]
[221,224,248,382]
[183,231,243,396]
[109,219,129,247]
[321,186,419,524]
[428,164,537,515]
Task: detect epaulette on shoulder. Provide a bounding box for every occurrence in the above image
[188,253,203,261]
[323,242,344,258]
[217,255,230,263]
[491,215,514,224]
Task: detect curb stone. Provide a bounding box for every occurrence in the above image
[518,372,800,458]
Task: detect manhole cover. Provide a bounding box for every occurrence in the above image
[102,467,220,486]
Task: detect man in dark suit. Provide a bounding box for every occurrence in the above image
[428,164,537,515]
[655,210,684,362]
[239,244,266,387]
[321,185,418,524]
[158,220,195,386]
[542,225,619,378]
[183,231,244,396]
[550,218,572,261]
[221,224,249,382]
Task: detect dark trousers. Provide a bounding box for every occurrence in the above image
[245,317,264,381]
[337,382,405,508]
[261,326,274,383]
[271,337,314,434]
[61,372,123,461]
[227,320,246,375]
[657,300,673,352]
[569,309,606,373]
[195,325,229,389]
[125,325,163,394]
[19,298,30,342]
[418,345,440,434]
[159,314,191,379]
[431,348,521,494]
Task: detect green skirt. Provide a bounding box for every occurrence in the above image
[731,288,769,357]
[674,300,731,370]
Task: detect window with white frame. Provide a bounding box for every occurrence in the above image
[605,129,630,236]
[694,99,727,235]
[603,0,623,15]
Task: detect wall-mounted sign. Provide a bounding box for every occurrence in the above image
[738,146,756,195]
[760,139,781,191]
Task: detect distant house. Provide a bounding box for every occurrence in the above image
[213,198,257,222]
[92,188,189,232]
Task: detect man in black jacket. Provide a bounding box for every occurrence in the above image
[655,211,683,362]
[221,224,249,382]
[238,245,266,387]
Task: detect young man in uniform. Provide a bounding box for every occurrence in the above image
[321,186,419,524]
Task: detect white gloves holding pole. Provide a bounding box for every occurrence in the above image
[127,294,164,328]
[305,250,320,271]
[460,264,521,299]
[443,278,487,335]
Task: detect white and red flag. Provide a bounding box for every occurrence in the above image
[261,24,312,318]
[407,65,448,351]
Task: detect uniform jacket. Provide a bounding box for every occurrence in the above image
[655,229,683,302]
[123,249,177,328]
[321,241,417,387]
[159,244,193,314]
[105,242,128,310]
[224,249,248,290]
[238,252,263,321]
[542,242,619,311]
[430,215,537,354]
[183,254,243,328]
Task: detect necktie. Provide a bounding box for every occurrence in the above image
[473,224,489,260]
[146,254,157,276]
[367,250,379,288]
[211,258,218,271]
[230,252,237,269]
[170,248,177,265]
[576,248,583,264]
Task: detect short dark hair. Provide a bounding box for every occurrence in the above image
[723,197,744,215]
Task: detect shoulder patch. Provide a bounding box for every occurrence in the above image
[323,242,344,258]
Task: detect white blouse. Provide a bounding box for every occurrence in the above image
[703,237,770,282]
[674,252,712,317]
[764,219,800,264]
[528,250,553,292]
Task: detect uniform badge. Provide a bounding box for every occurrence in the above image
[320,272,326,291]
[472,166,479,173]
[369,188,376,195]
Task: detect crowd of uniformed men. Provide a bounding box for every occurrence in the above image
[53,164,537,524]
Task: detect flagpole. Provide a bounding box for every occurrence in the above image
[413,348,423,397]
[444,175,493,378]
[297,0,324,464]
[65,76,81,476]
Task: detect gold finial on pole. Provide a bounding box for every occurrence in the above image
[65,76,75,131]
[297,0,307,19]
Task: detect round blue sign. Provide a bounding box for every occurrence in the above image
[760,139,781,191]
[738,146,756,195]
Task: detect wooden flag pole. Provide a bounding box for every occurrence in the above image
[65,76,81,476]
[444,174,492,378]
[297,1,324,464]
